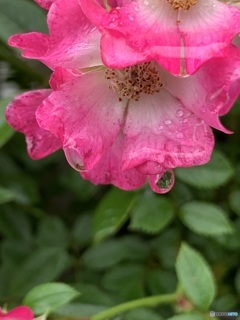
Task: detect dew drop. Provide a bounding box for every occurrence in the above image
[194,91,199,100]
[176,109,184,117]
[165,120,172,125]
[159,125,163,130]
[64,148,86,172]
[128,14,134,21]
[143,0,149,5]
[156,170,173,190]
[176,132,184,139]
[200,106,206,114]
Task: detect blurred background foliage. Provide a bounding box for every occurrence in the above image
[0,0,240,319]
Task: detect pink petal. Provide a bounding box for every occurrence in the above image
[34,0,56,9]
[80,0,240,75]
[36,69,126,170]
[6,90,61,159]
[101,31,150,68]
[9,0,102,70]
[81,134,146,190]
[49,67,77,90]
[9,33,50,60]
[122,90,214,173]
[0,306,33,320]
[162,45,240,132]
[220,78,240,115]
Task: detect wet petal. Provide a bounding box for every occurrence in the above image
[36,69,126,170]
[80,0,240,75]
[122,89,214,173]
[6,90,61,159]
[81,134,146,190]
[10,0,102,70]
[163,45,240,132]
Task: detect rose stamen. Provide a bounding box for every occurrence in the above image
[105,62,163,102]
[166,0,198,10]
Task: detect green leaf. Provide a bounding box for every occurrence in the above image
[1,239,32,265]
[82,236,149,270]
[60,170,98,201]
[72,214,93,246]
[176,243,216,310]
[229,190,240,216]
[151,228,180,270]
[167,313,205,320]
[0,98,14,148]
[117,236,149,262]
[94,188,136,242]
[130,192,174,233]
[36,216,70,248]
[82,240,129,270]
[102,263,145,300]
[0,261,16,298]
[0,186,15,204]
[175,150,233,189]
[9,247,71,296]
[179,201,233,236]
[235,269,240,294]
[1,173,40,205]
[23,283,80,315]
[74,283,115,306]
[12,177,40,204]
[0,205,32,241]
[146,269,177,295]
[0,0,47,42]
[216,219,240,250]
[124,308,164,320]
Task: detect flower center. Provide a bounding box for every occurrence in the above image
[105,62,163,102]
[166,0,198,10]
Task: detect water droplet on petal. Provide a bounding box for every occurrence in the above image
[176,109,184,117]
[176,132,184,139]
[143,0,149,5]
[194,91,199,100]
[64,148,86,172]
[128,14,134,21]
[148,169,175,194]
[106,8,120,27]
[165,120,172,125]
[157,170,173,189]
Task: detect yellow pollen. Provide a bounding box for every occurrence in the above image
[105,62,163,102]
[166,0,198,10]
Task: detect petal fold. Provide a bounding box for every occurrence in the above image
[80,0,240,75]
[81,134,146,190]
[36,69,126,170]
[6,90,61,159]
[10,0,102,70]
[122,91,215,173]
